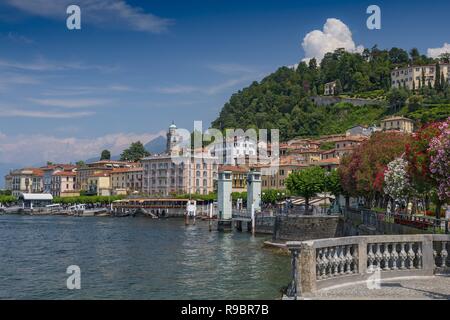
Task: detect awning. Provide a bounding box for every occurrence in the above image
[20,193,53,201]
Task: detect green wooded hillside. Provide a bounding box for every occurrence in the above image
[212,47,450,141]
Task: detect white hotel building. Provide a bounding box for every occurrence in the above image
[141,123,218,196]
[391,64,450,90]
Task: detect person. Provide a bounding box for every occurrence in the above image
[407,202,413,215]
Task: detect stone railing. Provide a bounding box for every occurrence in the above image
[286,234,450,298]
[345,208,449,234]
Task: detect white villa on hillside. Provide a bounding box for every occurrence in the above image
[391,64,450,90]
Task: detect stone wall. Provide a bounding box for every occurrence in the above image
[342,209,429,236]
[310,96,384,107]
[255,216,275,234]
[271,215,343,241]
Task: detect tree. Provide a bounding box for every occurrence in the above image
[404,122,442,213]
[334,79,342,96]
[409,48,421,64]
[324,169,343,197]
[435,63,441,91]
[383,158,412,202]
[389,47,409,66]
[339,132,412,206]
[387,88,409,112]
[76,160,86,167]
[120,141,150,162]
[286,166,326,209]
[429,117,450,204]
[100,149,111,161]
[439,53,450,64]
[308,58,318,70]
[261,189,288,205]
[407,95,423,112]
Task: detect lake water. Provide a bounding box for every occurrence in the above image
[0,215,290,299]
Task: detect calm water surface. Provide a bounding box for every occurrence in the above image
[0,215,290,299]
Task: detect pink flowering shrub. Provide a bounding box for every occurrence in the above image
[429,117,450,202]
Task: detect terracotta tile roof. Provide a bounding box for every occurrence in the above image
[318,158,341,165]
[321,149,336,155]
[21,168,44,176]
[111,167,143,174]
[218,165,249,173]
[53,171,77,177]
[334,136,368,143]
[381,116,413,122]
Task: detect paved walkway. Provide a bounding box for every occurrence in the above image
[310,275,450,300]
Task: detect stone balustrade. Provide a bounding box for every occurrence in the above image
[286,234,450,298]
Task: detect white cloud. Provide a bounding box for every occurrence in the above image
[0,107,94,119]
[0,131,165,164]
[427,43,450,58]
[5,0,172,33]
[0,73,40,91]
[41,84,135,96]
[6,32,34,44]
[155,75,260,96]
[0,56,116,72]
[207,63,257,76]
[301,18,364,63]
[29,98,111,108]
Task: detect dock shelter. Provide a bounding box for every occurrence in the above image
[19,193,53,209]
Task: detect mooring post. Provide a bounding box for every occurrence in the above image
[251,203,255,236]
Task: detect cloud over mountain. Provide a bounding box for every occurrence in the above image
[0,131,164,165]
[301,18,364,63]
[427,43,450,58]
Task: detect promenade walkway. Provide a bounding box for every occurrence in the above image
[310,275,450,300]
[285,234,450,300]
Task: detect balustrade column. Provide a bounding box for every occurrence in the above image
[441,242,448,268]
[299,242,317,295]
[391,243,399,270]
[382,244,391,271]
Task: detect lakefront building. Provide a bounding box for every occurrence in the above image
[110,167,143,195]
[7,168,44,197]
[51,170,79,198]
[141,123,218,196]
[76,160,140,192]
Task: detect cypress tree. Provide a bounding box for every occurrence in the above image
[421,69,426,88]
[441,71,446,91]
[435,63,441,91]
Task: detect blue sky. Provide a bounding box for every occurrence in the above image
[0,0,449,166]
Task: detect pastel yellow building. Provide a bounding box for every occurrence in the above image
[262,157,308,190]
[51,171,79,197]
[110,167,143,195]
[380,116,414,134]
[87,173,112,196]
